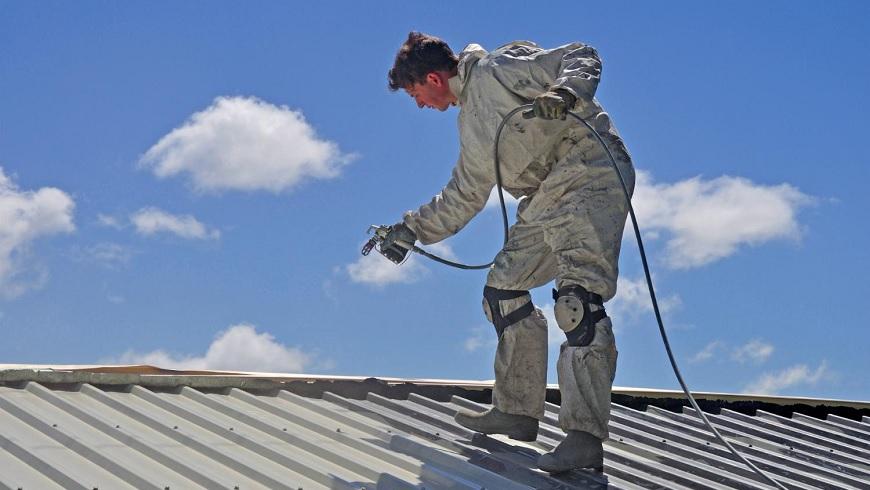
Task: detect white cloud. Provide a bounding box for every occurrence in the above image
[744,361,832,395]
[346,241,455,287]
[632,171,813,268]
[97,214,124,229]
[108,324,314,373]
[140,96,355,193]
[131,207,220,240]
[690,340,725,363]
[107,294,126,304]
[607,275,681,324]
[71,242,134,268]
[418,241,457,261]
[690,338,774,365]
[0,168,75,297]
[731,339,774,364]
[346,251,428,287]
[463,325,498,352]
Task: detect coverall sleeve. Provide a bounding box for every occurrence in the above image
[402,141,495,245]
[546,43,602,111]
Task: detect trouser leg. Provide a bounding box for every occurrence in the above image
[490,303,548,419]
[538,150,633,440]
[556,318,617,439]
[485,219,557,420]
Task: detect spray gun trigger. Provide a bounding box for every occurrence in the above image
[361,238,377,256]
[362,225,394,257]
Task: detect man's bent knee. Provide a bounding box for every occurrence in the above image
[553,284,607,347]
[483,285,535,338]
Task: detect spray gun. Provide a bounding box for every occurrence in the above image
[361,225,414,264]
[362,223,490,270]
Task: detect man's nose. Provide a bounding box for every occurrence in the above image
[416,98,425,109]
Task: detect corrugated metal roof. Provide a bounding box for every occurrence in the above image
[1,372,868,489]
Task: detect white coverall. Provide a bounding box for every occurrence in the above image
[403,41,635,440]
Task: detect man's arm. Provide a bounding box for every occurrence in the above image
[402,143,495,245]
[546,42,602,111]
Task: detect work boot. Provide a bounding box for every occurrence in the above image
[454,407,539,441]
[537,430,604,473]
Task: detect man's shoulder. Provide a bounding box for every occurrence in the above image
[487,40,540,58]
[495,40,540,50]
[470,40,544,80]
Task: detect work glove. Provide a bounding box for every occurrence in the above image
[532,89,577,120]
[381,222,417,264]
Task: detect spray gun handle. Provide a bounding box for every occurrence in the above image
[392,239,415,250]
[362,225,388,256]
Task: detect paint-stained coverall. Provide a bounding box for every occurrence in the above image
[402,41,635,440]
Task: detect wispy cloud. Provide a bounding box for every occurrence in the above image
[346,242,454,287]
[633,171,813,268]
[463,325,498,352]
[607,276,681,324]
[690,338,774,365]
[106,324,319,373]
[70,242,135,269]
[690,340,725,363]
[731,339,774,364]
[131,207,220,240]
[107,294,126,304]
[96,213,124,229]
[0,168,75,297]
[744,361,832,395]
[140,96,355,193]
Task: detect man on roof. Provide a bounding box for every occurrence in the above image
[381,32,635,473]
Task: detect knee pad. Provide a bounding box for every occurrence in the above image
[553,285,607,347]
[483,286,535,338]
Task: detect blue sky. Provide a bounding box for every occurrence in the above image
[1,1,868,400]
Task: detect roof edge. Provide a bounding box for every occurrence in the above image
[1,365,868,411]
[609,386,870,410]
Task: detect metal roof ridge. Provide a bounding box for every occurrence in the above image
[609,386,870,410]
[1,364,867,410]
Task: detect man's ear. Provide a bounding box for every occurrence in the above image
[427,72,444,87]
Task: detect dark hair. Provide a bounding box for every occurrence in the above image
[388,32,458,91]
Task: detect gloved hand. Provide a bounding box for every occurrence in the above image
[381,222,417,264]
[532,89,577,120]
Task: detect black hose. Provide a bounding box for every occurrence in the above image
[490,106,524,247]
[407,105,530,270]
[562,108,788,490]
[411,103,788,488]
[410,245,491,270]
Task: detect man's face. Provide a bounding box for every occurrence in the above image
[404,72,455,111]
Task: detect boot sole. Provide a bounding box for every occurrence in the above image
[454,415,538,442]
[539,462,604,474]
[507,432,538,442]
[540,465,604,474]
[466,429,538,442]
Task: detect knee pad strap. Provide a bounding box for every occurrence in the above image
[483,286,535,338]
[553,285,607,347]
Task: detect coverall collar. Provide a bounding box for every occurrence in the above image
[450,43,488,106]
[448,76,462,106]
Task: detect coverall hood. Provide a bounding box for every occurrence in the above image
[448,43,488,105]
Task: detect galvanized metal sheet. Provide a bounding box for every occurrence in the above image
[1,381,868,490]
